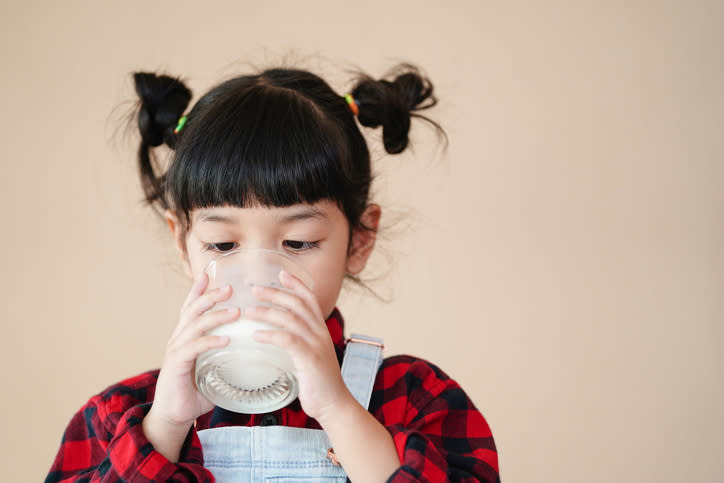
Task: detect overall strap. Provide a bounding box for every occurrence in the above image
[340,333,384,410]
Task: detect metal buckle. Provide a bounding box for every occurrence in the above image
[346,337,385,350]
[327,448,341,466]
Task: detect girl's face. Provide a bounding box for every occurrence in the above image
[166,200,380,318]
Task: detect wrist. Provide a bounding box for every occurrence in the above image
[145,406,194,435]
[314,394,401,482]
[142,407,194,463]
[315,391,363,430]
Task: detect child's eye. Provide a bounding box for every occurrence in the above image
[283,240,319,251]
[205,242,238,252]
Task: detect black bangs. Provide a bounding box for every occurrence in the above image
[132,64,441,235]
[166,83,351,222]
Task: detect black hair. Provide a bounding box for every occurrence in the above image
[132,62,445,241]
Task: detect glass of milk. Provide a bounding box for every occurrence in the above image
[194,248,313,414]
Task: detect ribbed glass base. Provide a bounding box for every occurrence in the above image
[195,347,298,414]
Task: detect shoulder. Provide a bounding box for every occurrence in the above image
[372,355,495,444]
[57,369,160,444]
[380,355,453,384]
[84,369,160,422]
[375,355,465,408]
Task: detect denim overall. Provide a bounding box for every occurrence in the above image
[198,334,384,482]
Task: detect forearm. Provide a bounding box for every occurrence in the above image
[318,394,400,483]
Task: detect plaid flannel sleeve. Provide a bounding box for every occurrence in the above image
[45,373,213,482]
[377,357,500,482]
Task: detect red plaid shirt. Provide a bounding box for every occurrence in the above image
[46,309,500,482]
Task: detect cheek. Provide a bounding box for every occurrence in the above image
[313,276,345,319]
[183,242,211,279]
[308,249,349,319]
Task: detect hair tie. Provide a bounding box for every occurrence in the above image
[174,115,188,134]
[344,94,360,116]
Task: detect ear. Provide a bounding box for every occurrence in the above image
[346,204,382,276]
[164,210,192,278]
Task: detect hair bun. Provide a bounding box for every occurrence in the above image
[133,72,192,148]
[132,72,192,211]
[352,63,438,154]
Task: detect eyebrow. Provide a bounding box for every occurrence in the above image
[195,206,327,225]
[279,206,327,223]
[197,213,238,224]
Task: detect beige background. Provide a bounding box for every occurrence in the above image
[1,1,722,481]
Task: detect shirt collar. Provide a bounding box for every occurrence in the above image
[326,307,346,364]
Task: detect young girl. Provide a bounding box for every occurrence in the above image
[46,62,500,482]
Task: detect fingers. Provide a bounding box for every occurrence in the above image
[187,285,233,318]
[181,272,209,311]
[251,269,322,317]
[172,284,234,339]
[253,328,303,351]
[164,333,230,374]
[191,334,231,358]
[279,270,324,321]
[168,306,237,353]
[252,283,315,320]
[248,270,329,344]
[194,307,241,335]
[249,294,325,340]
[173,305,240,348]
[245,304,311,336]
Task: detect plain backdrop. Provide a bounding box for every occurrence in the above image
[1,1,722,482]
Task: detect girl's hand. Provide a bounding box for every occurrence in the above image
[250,272,401,481]
[249,270,355,423]
[144,273,239,444]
